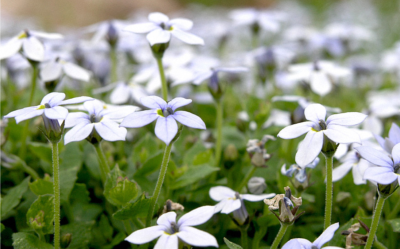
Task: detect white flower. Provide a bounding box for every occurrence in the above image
[124,12,204,46]
[282,223,340,249]
[229,8,286,33]
[40,57,91,82]
[0,30,63,62]
[288,61,351,96]
[125,206,218,248]
[210,186,275,225]
[64,100,136,144]
[277,104,367,167]
[4,92,92,123]
[332,150,371,185]
[281,157,320,183]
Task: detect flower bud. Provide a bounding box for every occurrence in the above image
[162,199,184,214]
[151,42,170,58]
[41,115,64,144]
[377,181,399,199]
[224,144,238,162]
[61,233,72,248]
[247,177,266,195]
[321,134,338,157]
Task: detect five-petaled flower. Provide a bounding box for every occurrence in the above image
[277,103,367,167]
[124,12,204,46]
[120,96,206,145]
[125,206,218,248]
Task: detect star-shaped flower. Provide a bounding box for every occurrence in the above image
[125,206,218,248]
[40,57,91,83]
[124,12,204,46]
[277,104,367,167]
[120,96,206,145]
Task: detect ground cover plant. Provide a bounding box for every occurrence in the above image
[1,0,400,248]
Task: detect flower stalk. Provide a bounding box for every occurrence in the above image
[270,223,289,249]
[93,142,111,183]
[155,54,168,101]
[215,99,223,166]
[364,195,386,249]
[51,142,61,249]
[324,155,333,230]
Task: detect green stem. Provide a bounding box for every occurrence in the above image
[270,223,289,249]
[324,155,333,230]
[131,218,144,230]
[123,220,133,235]
[240,227,249,249]
[364,195,386,249]
[388,198,400,219]
[18,64,38,158]
[237,166,256,192]
[374,239,388,249]
[215,100,223,166]
[51,142,61,249]
[110,46,117,82]
[145,143,173,227]
[20,161,39,180]
[155,56,168,101]
[93,143,111,183]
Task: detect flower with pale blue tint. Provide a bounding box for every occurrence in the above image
[124,12,204,46]
[282,223,341,249]
[355,143,400,185]
[120,96,206,145]
[374,122,400,153]
[64,99,136,144]
[40,57,91,83]
[277,104,367,167]
[281,157,320,183]
[210,186,275,225]
[4,92,92,123]
[125,206,218,248]
[0,30,63,62]
[332,150,372,185]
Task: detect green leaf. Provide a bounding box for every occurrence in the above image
[224,237,243,249]
[70,184,102,222]
[134,151,164,176]
[183,141,206,165]
[12,232,53,249]
[113,193,152,220]
[222,126,247,150]
[26,195,54,235]
[131,133,159,165]
[28,142,52,164]
[60,143,83,203]
[82,143,101,180]
[192,149,214,166]
[29,175,53,196]
[388,219,400,232]
[1,177,30,220]
[98,215,113,241]
[170,164,219,190]
[61,221,95,249]
[1,223,5,232]
[102,232,126,249]
[108,178,139,206]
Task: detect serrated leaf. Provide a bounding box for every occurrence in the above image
[61,221,95,249]
[170,164,219,190]
[108,178,139,206]
[113,193,152,220]
[28,142,52,164]
[26,195,54,235]
[134,151,163,176]
[224,237,243,249]
[1,177,30,220]
[12,232,53,249]
[29,176,53,196]
[388,219,400,232]
[60,143,83,203]
[98,215,113,241]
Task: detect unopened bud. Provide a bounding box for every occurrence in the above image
[247,177,266,195]
[61,233,72,248]
[224,144,238,161]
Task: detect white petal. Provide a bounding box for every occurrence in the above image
[362,116,383,135]
[355,146,393,168]
[171,29,204,45]
[295,131,323,167]
[326,113,367,126]
[59,96,93,106]
[41,92,66,106]
[241,193,276,202]
[29,31,63,39]
[155,116,178,145]
[4,106,38,119]
[64,123,94,145]
[15,109,44,123]
[178,206,215,227]
[277,122,314,139]
[313,222,339,248]
[94,121,127,141]
[363,166,397,185]
[65,112,90,128]
[167,97,192,111]
[125,225,164,244]
[352,160,369,185]
[324,125,361,144]
[44,106,69,120]
[169,18,193,30]
[332,161,353,182]
[209,186,235,201]
[83,99,104,115]
[221,199,241,214]
[304,104,326,123]
[40,61,63,82]
[22,36,44,61]
[110,83,131,104]
[392,144,400,165]
[282,238,312,249]
[172,111,206,129]
[177,227,218,247]
[63,62,91,82]
[146,29,171,46]
[310,71,332,96]
[193,71,213,85]
[148,12,169,24]
[157,212,176,227]
[389,123,400,144]
[0,37,22,60]
[141,96,167,109]
[102,106,138,120]
[120,110,158,128]
[124,23,159,33]
[154,234,178,249]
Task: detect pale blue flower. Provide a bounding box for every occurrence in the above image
[120,96,206,145]
[374,122,400,153]
[125,206,218,248]
[281,157,320,183]
[40,57,91,83]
